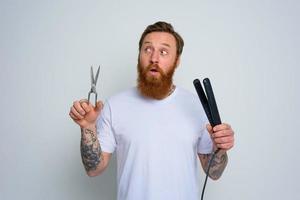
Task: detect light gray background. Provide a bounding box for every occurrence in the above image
[1,0,299,199]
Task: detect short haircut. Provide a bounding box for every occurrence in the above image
[139,21,184,56]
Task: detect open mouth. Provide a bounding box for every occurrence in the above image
[148,68,159,75]
[150,69,158,72]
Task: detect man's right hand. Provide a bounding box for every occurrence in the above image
[69,99,103,128]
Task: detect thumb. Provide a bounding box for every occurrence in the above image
[206,124,213,135]
[95,101,103,112]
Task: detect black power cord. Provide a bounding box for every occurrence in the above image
[201,149,220,200]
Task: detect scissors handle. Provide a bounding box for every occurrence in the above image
[88,91,97,106]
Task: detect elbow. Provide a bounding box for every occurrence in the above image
[84,157,110,177]
[87,170,100,177]
[86,166,107,177]
[209,175,221,181]
[87,172,97,177]
[208,170,224,181]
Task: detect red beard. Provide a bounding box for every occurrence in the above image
[137,60,177,100]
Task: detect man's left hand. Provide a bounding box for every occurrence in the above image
[206,123,235,152]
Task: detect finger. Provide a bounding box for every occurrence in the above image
[213,136,234,144]
[215,142,234,150]
[79,99,89,103]
[81,101,91,113]
[95,101,104,112]
[70,106,84,119]
[80,99,96,108]
[213,123,231,132]
[69,111,79,120]
[206,124,213,134]
[212,129,234,138]
[73,101,86,115]
[69,112,82,124]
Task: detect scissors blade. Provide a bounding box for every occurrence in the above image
[94,66,100,86]
[90,66,95,86]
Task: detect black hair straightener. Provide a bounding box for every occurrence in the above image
[193,78,222,200]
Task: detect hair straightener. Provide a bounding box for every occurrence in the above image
[193,78,221,200]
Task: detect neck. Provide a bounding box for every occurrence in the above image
[166,84,176,97]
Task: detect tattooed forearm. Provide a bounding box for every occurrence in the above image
[200,151,228,180]
[80,128,103,172]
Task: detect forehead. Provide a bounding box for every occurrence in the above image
[142,32,176,48]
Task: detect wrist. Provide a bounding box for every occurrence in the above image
[80,123,96,130]
[212,145,226,155]
[212,144,218,152]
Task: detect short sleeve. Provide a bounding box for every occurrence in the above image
[197,126,213,154]
[96,101,116,153]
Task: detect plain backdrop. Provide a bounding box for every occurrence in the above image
[1,0,299,199]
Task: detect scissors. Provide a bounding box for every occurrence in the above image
[88,65,100,106]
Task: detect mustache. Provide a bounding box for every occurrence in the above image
[144,64,165,75]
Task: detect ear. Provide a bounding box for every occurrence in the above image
[175,56,181,68]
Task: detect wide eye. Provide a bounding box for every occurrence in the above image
[160,49,168,56]
[144,47,152,54]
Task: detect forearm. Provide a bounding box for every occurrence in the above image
[80,125,104,176]
[200,150,228,180]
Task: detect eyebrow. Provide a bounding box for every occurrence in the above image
[161,43,171,48]
[143,41,171,48]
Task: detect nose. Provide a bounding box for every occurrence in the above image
[150,50,159,64]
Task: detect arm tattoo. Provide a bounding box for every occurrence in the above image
[201,151,228,180]
[80,128,103,172]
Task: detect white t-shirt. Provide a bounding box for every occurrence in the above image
[96,86,213,200]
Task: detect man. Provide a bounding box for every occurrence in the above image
[69,21,234,200]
